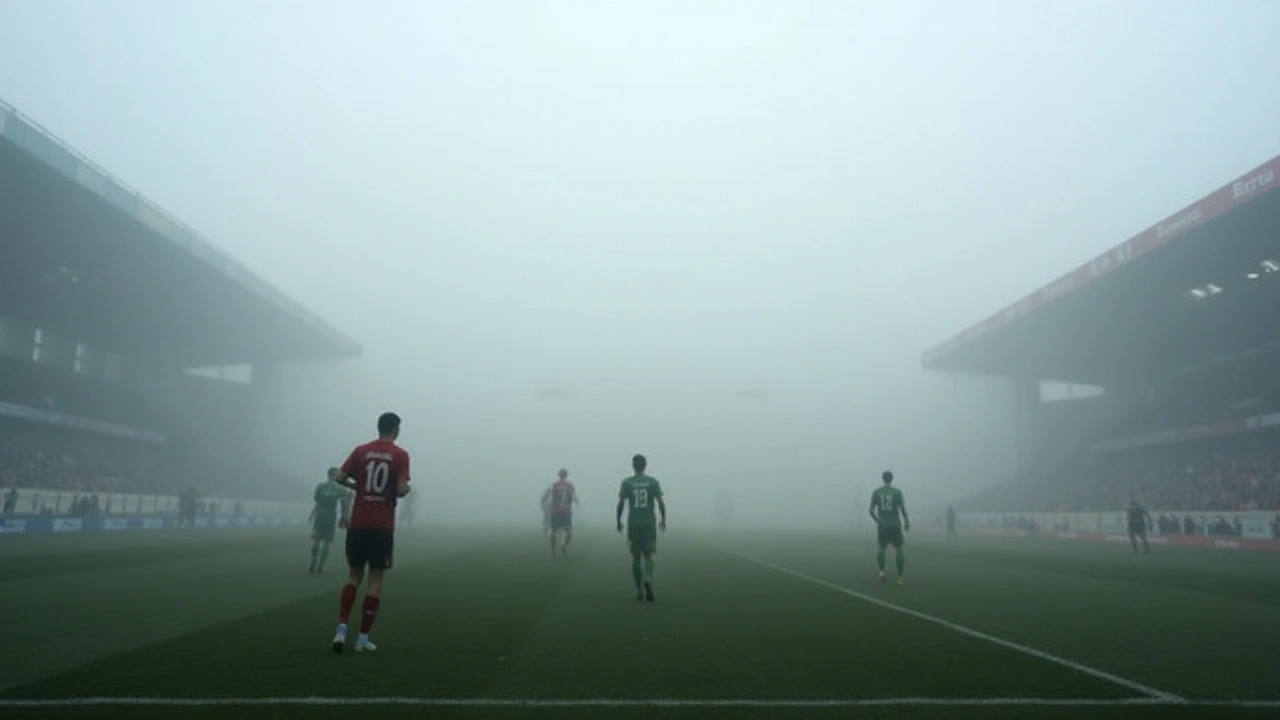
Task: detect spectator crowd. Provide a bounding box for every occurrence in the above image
[0,424,174,496]
[0,422,304,512]
[962,433,1280,515]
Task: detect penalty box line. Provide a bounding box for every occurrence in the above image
[3,697,1280,708]
[719,548,1185,703]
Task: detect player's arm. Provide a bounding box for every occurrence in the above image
[335,447,364,490]
[616,485,627,533]
[396,450,412,497]
[309,485,321,523]
[334,468,356,489]
[901,498,910,532]
[339,491,351,528]
[868,494,880,523]
[657,495,667,531]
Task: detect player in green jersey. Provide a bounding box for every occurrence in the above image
[616,454,666,602]
[310,467,351,574]
[869,470,909,587]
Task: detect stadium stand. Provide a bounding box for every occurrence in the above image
[0,97,360,530]
[925,154,1280,544]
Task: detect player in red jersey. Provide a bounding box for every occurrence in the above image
[547,468,578,558]
[329,412,411,654]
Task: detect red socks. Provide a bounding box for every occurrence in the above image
[339,584,381,635]
[360,595,381,634]
[338,583,357,624]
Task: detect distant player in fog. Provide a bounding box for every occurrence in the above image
[309,467,350,574]
[870,471,909,587]
[546,469,578,558]
[945,504,958,540]
[1127,496,1152,555]
[178,488,198,528]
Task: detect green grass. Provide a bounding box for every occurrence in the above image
[2,525,1279,719]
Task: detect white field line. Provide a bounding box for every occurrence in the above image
[1,696,1279,708]
[720,548,1186,703]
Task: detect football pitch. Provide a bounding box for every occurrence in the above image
[2,524,1279,719]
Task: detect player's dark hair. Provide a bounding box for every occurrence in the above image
[882,470,894,483]
[558,468,568,478]
[632,454,647,473]
[377,412,401,437]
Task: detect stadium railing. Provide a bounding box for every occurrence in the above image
[960,510,1279,545]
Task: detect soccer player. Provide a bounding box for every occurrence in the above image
[178,487,198,528]
[329,412,412,654]
[869,470,909,587]
[547,468,578,558]
[1127,496,1152,555]
[309,467,351,574]
[616,454,666,602]
[945,504,958,541]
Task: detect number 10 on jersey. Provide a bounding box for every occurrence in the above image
[365,460,391,495]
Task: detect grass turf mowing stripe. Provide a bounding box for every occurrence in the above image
[720,548,1185,703]
[2,697,1279,708]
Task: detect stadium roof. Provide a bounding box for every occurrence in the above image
[923,154,1280,384]
[0,98,361,367]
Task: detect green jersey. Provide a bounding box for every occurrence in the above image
[313,482,348,518]
[871,486,905,528]
[619,475,663,526]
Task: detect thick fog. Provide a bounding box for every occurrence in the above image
[1,0,1278,526]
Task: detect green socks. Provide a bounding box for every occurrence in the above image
[310,542,320,568]
[875,548,905,576]
[630,557,656,593]
[318,544,329,569]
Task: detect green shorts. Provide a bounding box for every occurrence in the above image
[627,523,658,555]
[312,515,337,542]
[877,525,904,548]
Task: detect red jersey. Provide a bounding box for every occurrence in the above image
[340,439,411,529]
[549,479,576,516]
